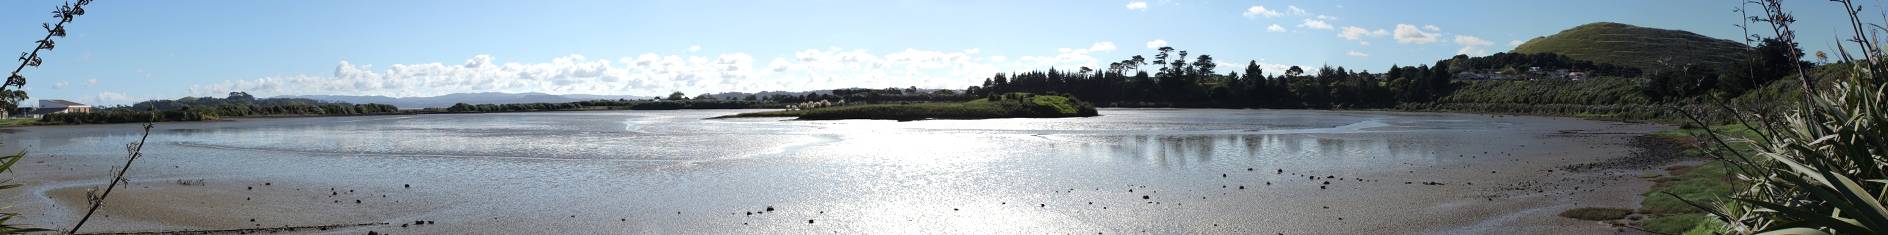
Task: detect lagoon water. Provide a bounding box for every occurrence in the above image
[1,109,1663,234]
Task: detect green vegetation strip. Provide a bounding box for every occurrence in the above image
[719,94,1098,121]
[1628,125,1750,234]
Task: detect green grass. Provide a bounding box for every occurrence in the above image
[1630,125,1756,234]
[1560,207,1635,221]
[1513,22,1751,70]
[719,94,1098,120]
[0,119,36,126]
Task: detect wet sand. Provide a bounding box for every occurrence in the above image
[1,109,1672,234]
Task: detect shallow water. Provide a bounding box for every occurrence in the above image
[0,109,1663,234]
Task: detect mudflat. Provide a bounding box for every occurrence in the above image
[2,109,1669,234]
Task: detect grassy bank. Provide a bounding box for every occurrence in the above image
[1626,125,1753,234]
[719,94,1099,121]
[0,118,36,126]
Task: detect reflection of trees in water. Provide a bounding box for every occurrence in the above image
[1091,133,1436,170]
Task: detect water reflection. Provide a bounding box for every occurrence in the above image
[1072,131,1442,172]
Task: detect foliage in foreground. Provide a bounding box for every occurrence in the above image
[1684,1,1888,234]
[0,147,50,234]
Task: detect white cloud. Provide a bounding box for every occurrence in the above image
[1088,42,1117,52]
[1248,59,1299,76]
[1287,6,1308,15]
[1338,26,1388,42]
[1126,1,1148,10]
[191,42,1131,98]
[1298,19,1334,30]
[1508,40,1524,46]
[1315,15,1338,20]
[1243,6,1281,18]
[1346,50,1369,58]
[1393,24,1441,44]
[1454,35,1495,56]
[1266,24,1287,32]
[1422,25,1441,31]
[85,91,142,105]
[688,45,701,52]
[51,81,68,89]
[1146,39,1169,49]
[85,79,97,86]
[1457,47,1489,56]
[1454,35,1493,47]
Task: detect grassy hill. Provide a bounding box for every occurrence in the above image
[1513,22,1751,70]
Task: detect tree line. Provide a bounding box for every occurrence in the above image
[961,44,1807,112]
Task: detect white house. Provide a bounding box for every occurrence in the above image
[17,99,91,118]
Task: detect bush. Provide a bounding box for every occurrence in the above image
[40,110,217,124]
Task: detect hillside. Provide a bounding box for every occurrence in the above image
[1513,22,1751,70]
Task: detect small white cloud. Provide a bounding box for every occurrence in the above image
[1266,24,1287,32]
[1454,35,1495,56]
[1346,50,1369,58]
[1287,6,1308,15]
[1089,42,1118,52]
[1457,47,1488,56]
[1126,1,1148,10]
[1508,40,1524,46]
[1393,24,1441,44]
[989,56,1008,63]
[1316,15,1338,20]
[1146,39,1169,49]
[1243,6,1281,18]
[1298,19,1334,30]
[688,45,702,52]
[85,79,97,86]
[1422,25,1441,31]
[87,91,142,105]
[52,81,68,89]
[1454,35,1493,47]
[1338,26,1388,41]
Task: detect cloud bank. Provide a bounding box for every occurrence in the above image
[190,44,1151,97]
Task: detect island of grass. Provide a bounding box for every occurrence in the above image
[717,93,1100,121]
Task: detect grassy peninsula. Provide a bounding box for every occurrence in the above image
[719,93,1099,121]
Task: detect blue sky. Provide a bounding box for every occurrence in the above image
[0,0,1860,105]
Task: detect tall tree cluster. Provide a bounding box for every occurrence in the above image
[967,47,1455,109]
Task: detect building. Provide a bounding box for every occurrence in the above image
[38,99,91,113]
[17,99,91,118]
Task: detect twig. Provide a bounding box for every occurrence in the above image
[67,123,152,234]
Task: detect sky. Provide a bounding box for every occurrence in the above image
[0,0,1865,105]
